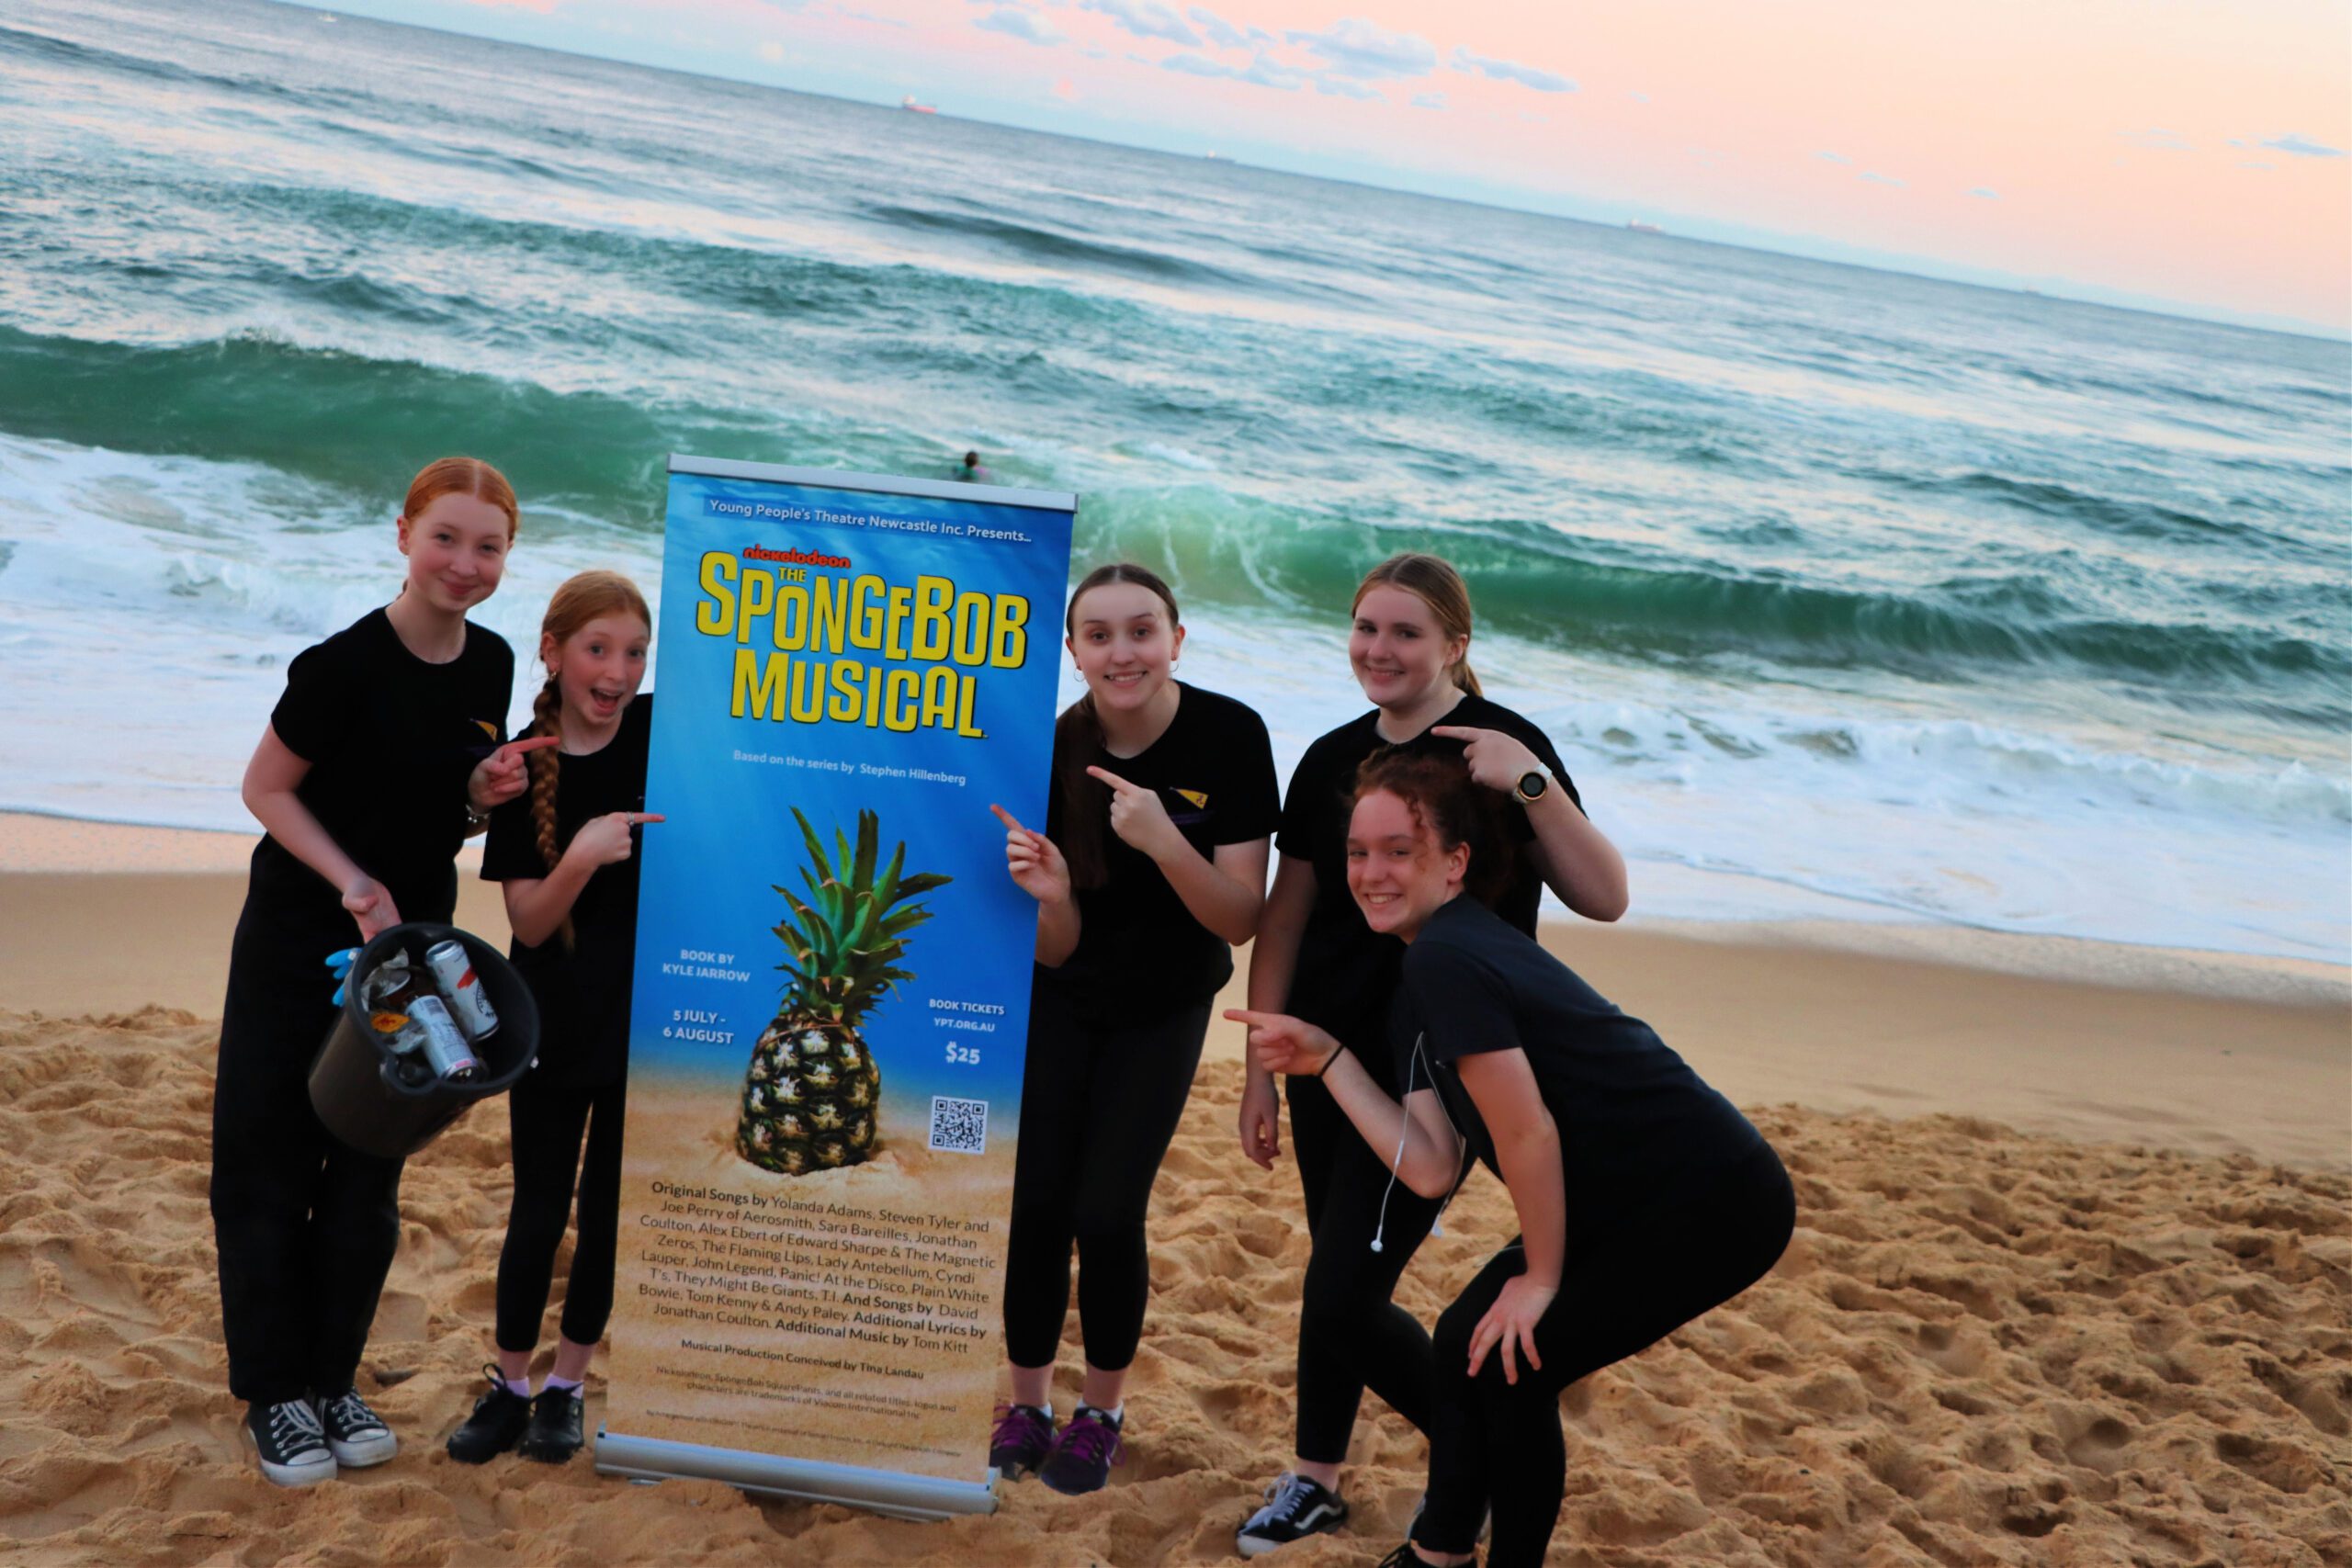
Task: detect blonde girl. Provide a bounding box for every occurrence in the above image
[1232,552,1627,1555]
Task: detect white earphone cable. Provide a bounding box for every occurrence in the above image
[1372,1032,1462,1252]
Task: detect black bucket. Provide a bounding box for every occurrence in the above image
[307,922,540,1159]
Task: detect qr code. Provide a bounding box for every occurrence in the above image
[927,1096,989,1154]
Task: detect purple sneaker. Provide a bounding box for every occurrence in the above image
[1038,1404,1124,1495]
[989,1403,1057,1482]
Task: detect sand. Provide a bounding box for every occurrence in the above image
[0,811,2346,1565]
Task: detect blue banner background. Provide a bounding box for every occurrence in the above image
[627,468,1074,1134]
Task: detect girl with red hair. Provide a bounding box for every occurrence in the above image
[212,457,548,1486]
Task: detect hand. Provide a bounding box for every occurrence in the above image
[989,804,1071,905]
[1224,1008,1341,1078]
[340,874,401,942]
[1429,726,1541,796]
[1086,766,1185,862]
[468,734,563,814]
[566,810,664,868]
[1465,1273,1556,1385]
[1237,1073,1283,1169]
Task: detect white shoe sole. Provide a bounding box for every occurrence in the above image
[1238,1532,1334,1559]
[257,1450,337,1487]
[1236,1517,1344,1558]
[327,1430,399,1468]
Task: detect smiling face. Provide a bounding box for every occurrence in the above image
[1346,787,1469,940]
[397,491,512,614]
[1067,579,1184,715]
[543,612,650,733]
[1350,584,1466,711]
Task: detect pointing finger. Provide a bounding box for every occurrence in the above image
[630,813,666,825]
[496,735,564,763]
[1084,765,1137,793]
[1429,726,1481,741]
[988,803,1025,832]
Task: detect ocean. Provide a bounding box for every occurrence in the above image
[3,0,2346,961]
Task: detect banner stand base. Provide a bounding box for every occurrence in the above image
[594,1429,1000,1522]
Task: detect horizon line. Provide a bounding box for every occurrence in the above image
[283,0,2346,345]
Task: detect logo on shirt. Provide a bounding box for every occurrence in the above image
[474,719,500,739]
[1164,786,1210,826]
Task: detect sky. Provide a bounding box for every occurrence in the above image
[306,0,2351,334]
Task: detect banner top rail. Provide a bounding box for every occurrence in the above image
[668,454,1079,513]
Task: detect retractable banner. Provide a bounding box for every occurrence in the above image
[596,457,1076,1518]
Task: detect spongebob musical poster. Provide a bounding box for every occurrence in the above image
[597,457,1074,1518]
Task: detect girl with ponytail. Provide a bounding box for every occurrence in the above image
[1231,551,1630,1558]
[217,457,536,1487]
[448,570,662,1468]
[985,563,1280,1495]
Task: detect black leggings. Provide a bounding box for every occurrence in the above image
[1001,986,1208,1372]
[495,1071,628,1352]
[1415,1142,1796,1568]
[210,906,405,1406]
[1285,1071,1446,1463]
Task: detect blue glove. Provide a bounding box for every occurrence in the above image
[326,947,359,1007]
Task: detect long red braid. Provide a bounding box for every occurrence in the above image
[526,570,652,949]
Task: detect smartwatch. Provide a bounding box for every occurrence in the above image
[1512,770,1550,806]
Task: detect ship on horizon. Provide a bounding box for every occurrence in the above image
[900,95,937,115]
[1627,220,1665,235]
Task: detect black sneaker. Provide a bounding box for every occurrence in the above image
[313,1387,397,1469]
[1237,1472,1349,1557]
[518,1385,585,1463]
[247,1398,336,1487]
[445,1365,532,1464]
[989,1403,1056,1481]
[1037,1404,1123,1495]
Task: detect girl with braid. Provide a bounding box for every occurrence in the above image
[447,570,662,1466]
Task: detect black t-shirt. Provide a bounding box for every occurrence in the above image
[1039,682,1280,1019]
[1276,694,1580,1089]
[1391,896,1764,1221]
[481,695,653,1088]
[249,608,513,942]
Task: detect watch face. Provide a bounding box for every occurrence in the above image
[1517,770,1547,800]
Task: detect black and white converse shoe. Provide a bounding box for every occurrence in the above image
[248,1398,337,1487]
[1236,1472,1349,1557]
[313,1387,398,1468]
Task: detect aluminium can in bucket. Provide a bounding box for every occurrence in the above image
[307,921,539,1159]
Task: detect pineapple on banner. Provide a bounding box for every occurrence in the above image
[737,807,951,1174]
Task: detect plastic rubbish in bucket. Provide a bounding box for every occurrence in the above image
[309,922,539,1159]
